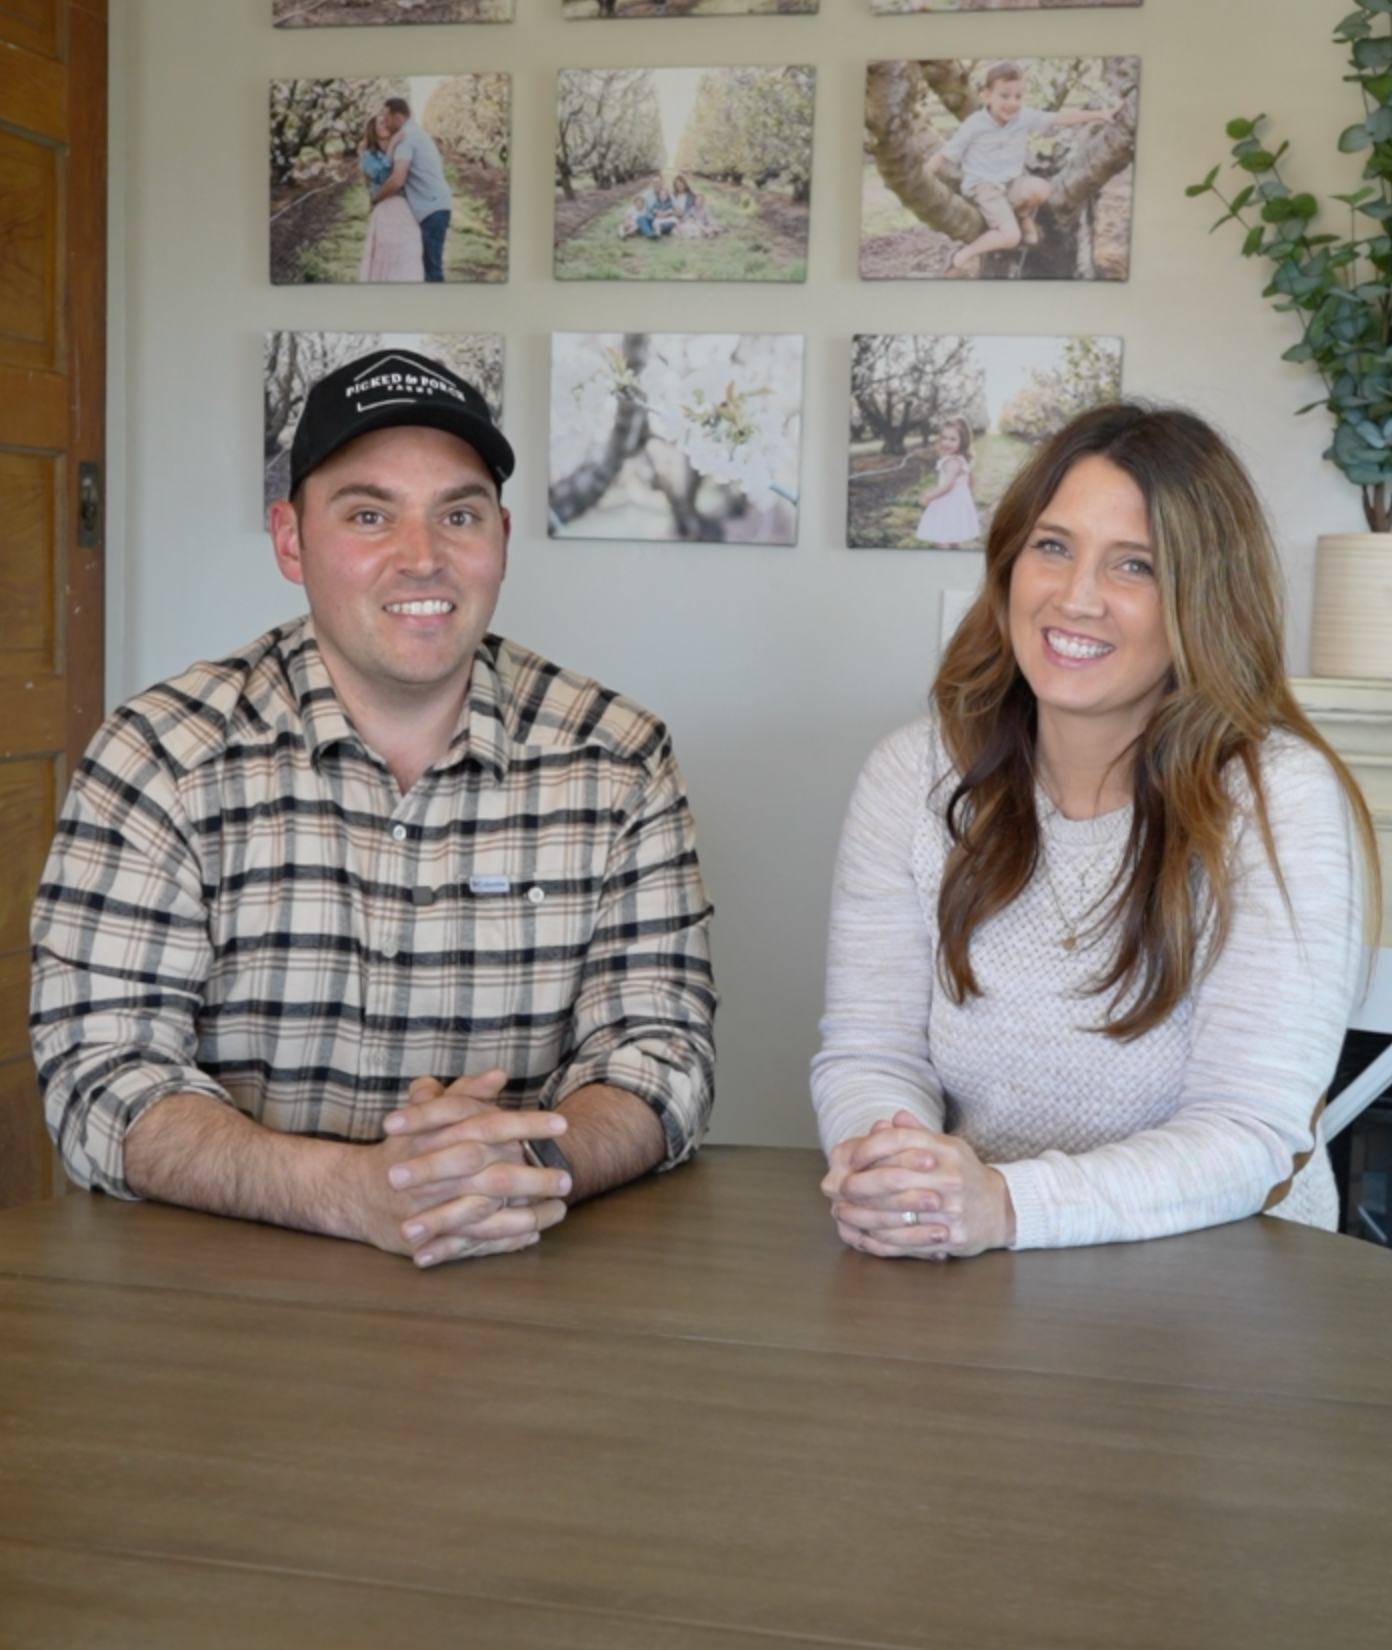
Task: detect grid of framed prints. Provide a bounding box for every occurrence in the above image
[264,2,1142,548]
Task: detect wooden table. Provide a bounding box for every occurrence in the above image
[1,1147,1389,1648]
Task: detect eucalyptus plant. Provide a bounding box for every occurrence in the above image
[1188,0,1392,531]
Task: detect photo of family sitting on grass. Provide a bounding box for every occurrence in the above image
[273,1,513,24]
[847,333,1122,549]
[862,55,1138,281]
[563,1,816,15]
[270,74,509,284]
[554,65,814,282]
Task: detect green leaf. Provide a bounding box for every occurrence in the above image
[1340,121,1374,152]
[1242,224,1265,256]
[1262,197,1294,223]
[1238,151,1277,173]
[1231,184,1256,212]
[1353,37,1392,70]
[1225,117,1256,140]
[1185,165,1219,197]
[1290,193,1320,219]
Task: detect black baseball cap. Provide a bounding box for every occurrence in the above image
[289,348,515,495]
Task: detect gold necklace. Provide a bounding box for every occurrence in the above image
[1036,794,1107,951]
[1039,845,1097,951]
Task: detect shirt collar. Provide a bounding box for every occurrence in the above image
[285,619,510,786]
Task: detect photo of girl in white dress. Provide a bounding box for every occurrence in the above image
[915,417,981,546]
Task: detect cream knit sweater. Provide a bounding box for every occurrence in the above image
[811,719,1365,1249]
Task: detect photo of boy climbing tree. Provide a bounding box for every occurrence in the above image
[861,56,1139,281]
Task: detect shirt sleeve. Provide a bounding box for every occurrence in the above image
[939,112,981,166]
[30,712,234,1198]
[998,738,1367,1248]
[539,732,717,1170]
[810,722,949,1154]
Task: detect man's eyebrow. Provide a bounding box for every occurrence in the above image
[326,482,397,507]
[437,482,494,505]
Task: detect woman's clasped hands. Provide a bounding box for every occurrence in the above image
[822,1111,1016,1260]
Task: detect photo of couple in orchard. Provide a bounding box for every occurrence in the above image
[554,66,813,282]
[270,75,509,284]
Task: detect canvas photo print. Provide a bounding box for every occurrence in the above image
[847,334,1123,550]
[270,75,510,284]
[550,332,804,545]
[861,56,1138,281]
[870,2,1137,13]
[264,331,504,511]
[554,66,813,282]
[563,2,817,16]
[274,2,513,24]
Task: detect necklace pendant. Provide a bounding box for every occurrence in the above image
[1062,935,1077,951]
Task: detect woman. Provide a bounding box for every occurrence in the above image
[812,403,1377,1257]
[358,111,423,284]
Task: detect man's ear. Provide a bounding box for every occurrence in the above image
[268,498,306,587]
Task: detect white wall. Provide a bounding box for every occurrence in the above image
[109,0,1368,1148]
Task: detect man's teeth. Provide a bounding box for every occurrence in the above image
[386,600,454,615]
[1046,629,1112,660]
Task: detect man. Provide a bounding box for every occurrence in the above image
[371,98,453,282]
[31,350,716,1267]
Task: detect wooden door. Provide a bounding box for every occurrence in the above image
[0,0,107,1208]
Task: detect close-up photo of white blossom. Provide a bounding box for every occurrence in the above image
[548,331,803,544]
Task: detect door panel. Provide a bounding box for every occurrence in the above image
[0,0,106,1209]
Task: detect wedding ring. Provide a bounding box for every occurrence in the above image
[902,1210,919,1226]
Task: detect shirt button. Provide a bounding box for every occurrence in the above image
[526,886,546,905]
[391,824,408,842]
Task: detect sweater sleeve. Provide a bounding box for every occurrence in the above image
[998,738,1367,1248]
[810,721,948,1153]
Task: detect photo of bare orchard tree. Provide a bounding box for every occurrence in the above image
[554,66,813,281]
[871,2,1137,14]
[564,2,816,17]
[862,57,1138,281]
[274,1,513,24]
[550,332,803,544]
[847,334,1122,549]
[270,75,509,284]
[264,331,503,511]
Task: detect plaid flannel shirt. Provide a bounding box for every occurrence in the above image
[31,620,716,1196]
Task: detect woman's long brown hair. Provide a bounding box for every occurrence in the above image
[934,402,1379,1039]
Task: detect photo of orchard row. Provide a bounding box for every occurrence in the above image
[554,66,814,282]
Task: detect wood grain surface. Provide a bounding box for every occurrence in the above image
[1,1147,1388,1648]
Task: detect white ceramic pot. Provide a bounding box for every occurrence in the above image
[1310,532,1392,679]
